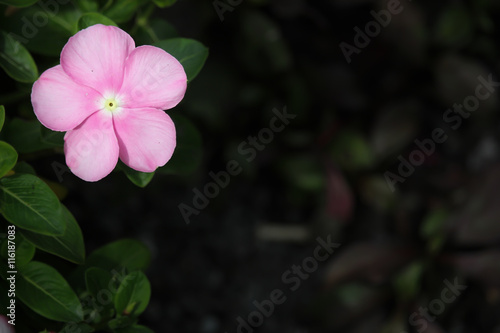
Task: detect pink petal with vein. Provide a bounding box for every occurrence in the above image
[31,65,102,131]
[64,111,119,181]
[113,107,176,172]
[0,315,14,333]
[119,45,187,110]
[60,24,135,94]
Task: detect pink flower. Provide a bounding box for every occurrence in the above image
[31,24,187,181]
[0,315,14,333]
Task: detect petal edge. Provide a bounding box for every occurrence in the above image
[61,24,135,94]
[119,45,187,110]
[64,111,119,181]
[31,65,102,131]
[113,107,176,173]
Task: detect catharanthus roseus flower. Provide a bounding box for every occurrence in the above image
[31,24,187,181]
[0,315,14,333]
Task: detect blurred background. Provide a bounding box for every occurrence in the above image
[9,0,500,331]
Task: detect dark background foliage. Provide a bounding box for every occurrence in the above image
[4,0,500,332]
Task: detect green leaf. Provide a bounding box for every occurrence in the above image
[154,38,208,81]
[0,141,17,178]
[60,323,95,333]
[114,271,151,316]
[0,5,80,56]
[116,325,154,333]
[74,0,99,12]
[107,316,134,330]
[279,154,326,192]
[78,12,118,30]
[103,0,146,24]
[435,4,473,48]
[421,209,448,239]
[134,18,178,45]
[21,205,85,264]
[118,161,154,188]
[85,267,114,298]
[393,261,424,301]
[40,126,64,147]
[13,161,36,175]
[152,0,177,8]
[0,233,35,267]
[17,261,83,322]
[5,118,54,153]
[0,30,38,83]
[330,130,374,171]
[0,0,38,6]
[0,174,66,236]
[420,208,448,254]
[158,113,202,176]
[84,267,116,317]
[0,105,5,132]
[86,239,151,271]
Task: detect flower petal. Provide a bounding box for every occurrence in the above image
[64,110,119,182]
[60,24,135,94]
[113,107,176,172]
[0,315,14,333]
[119,45,187,110]
[31,65,102,131]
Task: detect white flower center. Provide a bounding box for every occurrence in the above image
[104,98,118,112]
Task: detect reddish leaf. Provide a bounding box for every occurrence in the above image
[446,251,500,287]
[326,166,354,222]
[324,242,416,288]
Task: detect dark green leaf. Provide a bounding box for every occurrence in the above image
[330,130,373,171]
[279,154,325,192]
[74,0,99,12]
[0,174,66,236]
[21,205,85,264]
[103,0,146,24]
[116,325,154,333]
[0,105,4,132]
[107,316,134,330]
[13,161,36,175]
[118,161,154,188]
[84,267,115,315]
[0,141,17,178]
[0,0,38,6]
[5,118,54,153]
[17,261,83,322]
[0,30,38,82]
[421,209,448,239]
[0,5,80,56]
[134,18,178,45]
[158,113,202,176]
[435,5,473,48]
[40,126,64,147]
[85,267,113,298]
[114,271,151,316]
[86,239,151,271]
[154,38,208,81]
[60,323,95,333]
[152,0,177,8]
[0,232,35,267]
[393,261,424,301]
[78,12,118,30]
